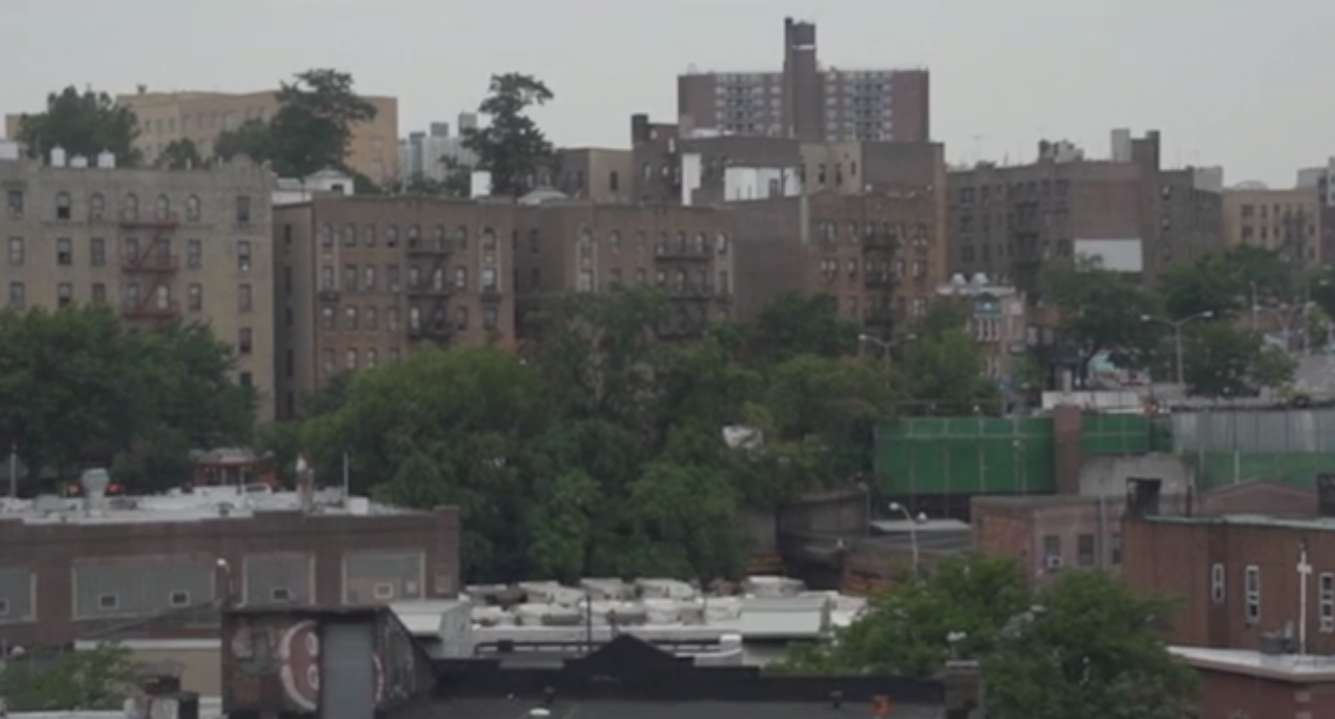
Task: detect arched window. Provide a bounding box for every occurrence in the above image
[609,231,622,254]
[454,225,469,250]
[385,225,399,248]
[434,224,447,250]
[156,194,171,221]
[407,224,421,248]
[122,193,138,221]
[676,231,687,254]
[55,192,72,220]
[343,223,356,248]
[693,232,707,254]
[454,267,468,289]
[320,223,334,248]
[363,224,377,247]
[185,194,201,222]
[89,193,105,220]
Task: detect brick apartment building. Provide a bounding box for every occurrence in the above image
[948,130,1223,292]
[1221,186,1323,265]
[677,18,929,143]
[551,149,634,204]
[730,181,946,334]
[1124,511,1335,655]
[511,202,736,337]
[272,196,516,418]
[0,485,459,647]
[0,144,276,418]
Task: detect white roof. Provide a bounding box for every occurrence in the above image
[1170,646,1335,681]
[0,486,408,525]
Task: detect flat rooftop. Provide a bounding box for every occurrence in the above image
[1145,513,1335,532]
[0,486,413,525]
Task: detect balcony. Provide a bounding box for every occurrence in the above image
[407,282,452,298]
[407,241,452,258]
[407,321,454,342]
[655,247,713,262]
[122,254,179,273]
[123,299,180,321]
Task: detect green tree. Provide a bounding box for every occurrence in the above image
[777,555,1028,676]
[16,86,142,166]
[1042,262,1160,378]
[897,305,1001,415]
[1160,246,1293,319]
[984,572,1196,719]
[0,644,137,711]
[155,138,203,170]
[1182,321,1296,397]
[269,69,378,176]
[463,73,555,197]
[0,308,252,492]
[214,118,275,165]
[745,293,858,365]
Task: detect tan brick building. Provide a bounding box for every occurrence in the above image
[7,90,398,185]
[511,202,736,337]
[1221,187,1323,264]
[273,196,517,418]
[0,148,275,419]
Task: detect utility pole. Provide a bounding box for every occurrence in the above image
[1142,310,1215,387]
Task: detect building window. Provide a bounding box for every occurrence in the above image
[188,283,202,311]
[235,195,251,224]
[320,223,334,249]
[238,284,252,312]
[344,264,358,293]
[1042,535,1062,571]
[387,265,401,292]
[366,349,378,369]
[322,348,335,376]
[185,195,200,222]
[388,307,400,331]
[237,241,251,273]
[271,587,292,603]
[187,239,202,269]
[609,231,622,254]
[481,267,497,292]
[55,191,72,220]
[455,306,469,330]
[455,225,469,251]
[122,193,138,221]
[6,189,23,218]
[343,223,356,248]
[577,269,594,292]
[1209,563,1226,604]
[57,283,73,308]
[8,237,23,266]
[366,306,378,331]
[98,593,119,611]
[1077,534,1095,567]
[385,225,399,248]
[361,265,376,292]
[345,305,358,331]
[156,194,170,221]
[8,282,23,309]
[90,237,106,267]
[321,305,335,330]
[454,267,468,290]
[57,237,72,266]
[363,224,377,247]
[345,349,358,370]
[168,590,191,608]
[1321,573,1335,633]
[483,305,498,330]
[238,328,252,354]
[1244,565,1261,624]
[90,193,105,220]
[407,224,421,248]
[92,283,106,304]
[609,170,619,192]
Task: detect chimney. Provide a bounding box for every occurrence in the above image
[79,467,110,516]
[1052,405,1083,495]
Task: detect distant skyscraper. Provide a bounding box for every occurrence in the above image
[398,112,479,185]
[677,18,929,143]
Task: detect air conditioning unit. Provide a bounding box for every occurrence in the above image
[1045,555,1063,570]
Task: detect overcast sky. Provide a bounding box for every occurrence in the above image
[3,0,1331,186]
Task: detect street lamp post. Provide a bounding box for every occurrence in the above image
[1141,310,1215,387]
[888,501,928,578]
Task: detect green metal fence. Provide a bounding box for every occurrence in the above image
[1191,451,1335,492]
[874,413,1169,497]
